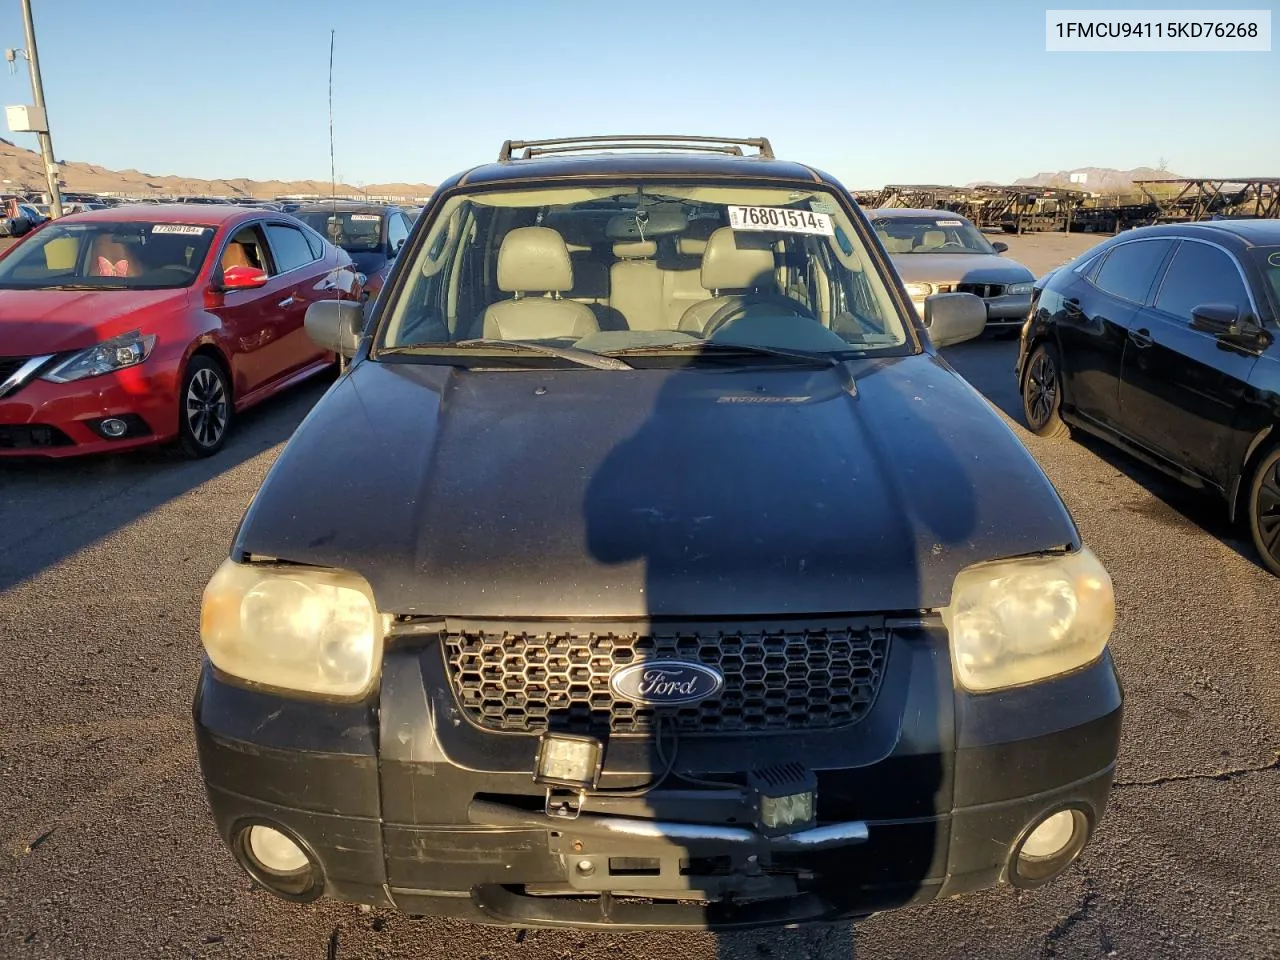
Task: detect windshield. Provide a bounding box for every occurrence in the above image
[1256,247,1280,314]
[872,215,996,255]
[0,221,216,290]
[295,211,385,253]
[378,183,909,362]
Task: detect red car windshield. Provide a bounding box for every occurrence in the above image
[0,221,217,290]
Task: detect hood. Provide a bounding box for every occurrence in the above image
[889,253,1034,286]
[347,250,390,277]
[0,288,186,354]
[234,355,1078,618]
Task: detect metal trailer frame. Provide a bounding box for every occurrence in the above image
[1134,177,1280,223]
[863,184,1089,234]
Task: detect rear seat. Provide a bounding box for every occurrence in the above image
[566,246,626,330]
[609,241,665,330]
[559,224,718,332]
[658,234,711,330]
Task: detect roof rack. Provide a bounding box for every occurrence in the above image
[497,135,775,162]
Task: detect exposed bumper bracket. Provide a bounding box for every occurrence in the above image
[467,798,870,853]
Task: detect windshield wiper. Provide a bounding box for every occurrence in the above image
[380,339,633,370]
[40,282,130,291]
[603,340,844,367]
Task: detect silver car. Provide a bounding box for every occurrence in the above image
[871,208,1036,336]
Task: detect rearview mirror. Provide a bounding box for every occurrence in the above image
[923,292,987,348]
[305,299,364,358]
[221,265,269,290]
[992,241,1009,254]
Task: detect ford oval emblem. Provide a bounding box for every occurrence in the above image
[609,660,724,706]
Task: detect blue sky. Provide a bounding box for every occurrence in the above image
[0,0,1275,188]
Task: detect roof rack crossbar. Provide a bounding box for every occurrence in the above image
[498,135,775,162]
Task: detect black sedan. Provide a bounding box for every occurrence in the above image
[291,201,414,304]
[1017,220,1280,574]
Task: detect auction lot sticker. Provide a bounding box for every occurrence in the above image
[728,205,834,236]
[152,224,209,235]
[1045,9,1271,51]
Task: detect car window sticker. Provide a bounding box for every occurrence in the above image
[727,205,834,236]
[152,225,209,235]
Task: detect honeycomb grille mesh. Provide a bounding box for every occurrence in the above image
[443,623,888,735]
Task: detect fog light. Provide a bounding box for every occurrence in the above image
[1021,810,1075,859]
[534,733,604,790]
[234,823,323,902]
[1012,808,1090,887]
[247,825,308,874]
[100,418,128,438]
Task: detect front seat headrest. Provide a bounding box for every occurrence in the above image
[699,227,775,292]
[498,226,574,293]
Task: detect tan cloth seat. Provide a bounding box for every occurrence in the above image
[915,229,947,251]
[221,241,255,271]
[89,236,142,277]
[678,228,777,334]
[482,227,599,340]
[609,240,664,330]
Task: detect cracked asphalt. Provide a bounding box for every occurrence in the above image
[1,232,1277,959]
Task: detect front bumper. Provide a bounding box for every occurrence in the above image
[194,624,1123,930]
[0,361,179,457]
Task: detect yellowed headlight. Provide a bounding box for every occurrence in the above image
[940,547,1115,692]
[200,559,385,698]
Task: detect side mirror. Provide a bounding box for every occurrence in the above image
[991,241,1009,254]
[305,299,364,357]
[220,265,269,290]
[923,292,987,348]
[1189,303,1241,336]
[1191,303,1272,350]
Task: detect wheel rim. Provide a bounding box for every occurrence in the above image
[186,367,228,448]
[1256,460,1280,561]
[1025,350,1057,427]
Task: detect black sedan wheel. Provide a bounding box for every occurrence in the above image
[1021,342,1070,439]
[1247,446,1280,576]
[178,356,232,458]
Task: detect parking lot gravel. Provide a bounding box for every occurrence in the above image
[1,231,1277,959]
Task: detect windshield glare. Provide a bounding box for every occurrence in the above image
[296,211,384,252]
[1256,247,1280,312]
[872,215,995,255]
[0,222,216,290]
[379,184,909,360]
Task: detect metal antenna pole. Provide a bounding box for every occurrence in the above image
[19,0,63,218]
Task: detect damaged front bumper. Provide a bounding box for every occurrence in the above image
[193,620,1122,930]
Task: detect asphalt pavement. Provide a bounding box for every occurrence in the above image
[1,231,1277,959]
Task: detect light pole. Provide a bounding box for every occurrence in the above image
[12,0,63,218]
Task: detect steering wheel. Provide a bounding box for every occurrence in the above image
[702,294,818,338]
[939,241,966,249]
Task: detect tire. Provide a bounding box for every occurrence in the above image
[178,355,232,458]
[1021,341,1070,439]
[1246,444,1280,577]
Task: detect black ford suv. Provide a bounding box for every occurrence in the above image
[194,135,1123,930]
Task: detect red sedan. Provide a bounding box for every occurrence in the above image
[0,205,360,457]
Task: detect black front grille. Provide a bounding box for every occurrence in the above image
[443,621,889,736]
[0,424,74,449]
[955,282,1007,299]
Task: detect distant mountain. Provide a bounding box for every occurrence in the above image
[0,141,435,201]
[1012,166,1181,193]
